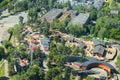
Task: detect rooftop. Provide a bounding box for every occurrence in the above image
[69,13,89,25]
[42,9,63,19]
[41,37,50,47]
[110,10,119,15]
[94,0,104,9]
[82,58,116,71]
[93,45,105,55]
[78,42,86,49]
[93,40,106,46]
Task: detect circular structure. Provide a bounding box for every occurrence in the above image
[81,58,117,79]
[89,68,107,78]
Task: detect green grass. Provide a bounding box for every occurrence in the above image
[0,63,5,77]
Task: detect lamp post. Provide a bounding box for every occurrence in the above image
[30,44,34,66]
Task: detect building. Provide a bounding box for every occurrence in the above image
[66,10,78,18]
[110,10,119,15]
[93,40,106,47]
[19,59,29,67]
[57,0,70,3]
[94,0,104,9]
[59,8,78,22]
[66,36,75,42]
[41,9,63,23]
[93,45,105,57]
[40,37,50,51]
[71,58,118,80]
[57,0,87,5]
[69,13,90,26]
[78,41,87,49]
[81,58,118,79]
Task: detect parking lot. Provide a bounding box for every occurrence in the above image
[0,11,27,40]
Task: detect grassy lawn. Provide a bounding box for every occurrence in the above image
[0,63,5,77]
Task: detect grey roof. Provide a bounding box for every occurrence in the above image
[67,36,74,41]
[110,10,119,15]
[93,40,106,46]
[93,45,105,55]
[2,31,10,41]
[69,13,89,25]
[82,58,115,70]
[67,10,78,15]
[78,42,86,49]
[41,37,50,47]
[94,0,103,9]
[42,9,63,19]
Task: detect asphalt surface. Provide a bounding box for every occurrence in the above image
[0,11,27,40]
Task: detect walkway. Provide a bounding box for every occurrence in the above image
[0,60,10,80]
[43,59,49,72]
[4,60,9,77]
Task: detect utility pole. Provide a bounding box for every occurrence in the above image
[14,31,17,58]
[30,44,34,66]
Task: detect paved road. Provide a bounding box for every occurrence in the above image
[4,60,9,77]
[43,59,49,72]
[0,11,27,40]
[0,60,10,80]
[89,68,107,78]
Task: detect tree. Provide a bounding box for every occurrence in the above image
[71,47,80,56]
[0,11,1,16]
[117,0,120,2]
[53,75,63,80]
[0,46,5,59]
[19,16,24,25]
[86,76,94,80]
[8,27,14,34]
[90,8,97,20]
[20,66,45,80]
[27,8,37,23]
[45,68,60,80]
[48,0,53,9]
[117,55,120,66]
[2,40,12,49]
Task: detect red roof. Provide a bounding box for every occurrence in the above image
[44,47,49,51]
[31,39,36,43]
[32,46,40,50]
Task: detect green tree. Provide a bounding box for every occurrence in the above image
[2,40,12,49]
[45,68,60,80]
[90,8,97,20]
[86,76,94,80]
[117,55,120,66]
[19,16,24,25]
[20,66,45,80]
[27,8,37,23]
[0,46,5,59]
[48,0,53,9]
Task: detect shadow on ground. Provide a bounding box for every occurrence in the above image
[0,76,9,80]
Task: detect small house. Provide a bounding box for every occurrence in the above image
[93,45,105,57]
[41,37,50,51]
